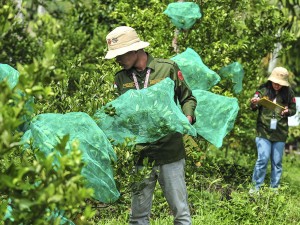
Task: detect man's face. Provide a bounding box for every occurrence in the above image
[115,51,137,70]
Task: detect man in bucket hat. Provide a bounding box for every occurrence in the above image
[249,67,296,193]
[105,26,196,225]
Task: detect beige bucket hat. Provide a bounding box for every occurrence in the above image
[268,67,290,86]
[105,26,150,59]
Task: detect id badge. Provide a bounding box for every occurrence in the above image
[270,118,277,130]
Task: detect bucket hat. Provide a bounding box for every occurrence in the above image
[268,67,290,86]
[105,26,149,59]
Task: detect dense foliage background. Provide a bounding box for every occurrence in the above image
[1,0,300,224]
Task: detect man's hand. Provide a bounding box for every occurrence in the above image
[186,115,193,124]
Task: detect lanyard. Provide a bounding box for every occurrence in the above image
[272,97,277,118]
[132,68,151,90]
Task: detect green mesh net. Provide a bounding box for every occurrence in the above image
[163,2,202,30]
[49,210,75,225]
[16,90,35,132]
[0,63,19,89]
[94,77,197,145]
[5,203,75,225]
[219,62,244,94]
[21,112,119,203]
[192,90,239,148]
[171,48,220,91]
[0,64,34,132]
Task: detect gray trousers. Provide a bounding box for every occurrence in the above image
[129,159,192,225]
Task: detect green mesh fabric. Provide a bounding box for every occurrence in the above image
[219,62,244,94]
[192,90,239,148]
[5,205,75,224]
[0,63,19,89]
[16,90,35,132]
[171,48,220,90]
[0,64,34,132]
[21,112,119,203]
[94,77,196,145]
[49,210,75,225]
[163,2,202,30]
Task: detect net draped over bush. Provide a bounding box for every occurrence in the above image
[219,62,245,94]
[192,90,239,148]
[94,77,197,145]
[171,48,220,91]
[0,63,19,89]
[163,2,202,30]
[21,112,119,203]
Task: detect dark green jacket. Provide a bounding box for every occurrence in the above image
[114,53,197,165]
[251,86,296,142]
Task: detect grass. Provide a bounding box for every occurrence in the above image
[282,152,300,186]
[95,152,300,225]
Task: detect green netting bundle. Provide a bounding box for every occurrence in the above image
[219,62,244,94]
[94,77,197,145]
[192,90,239,148]
[163,2,202,30]
[21,112,119,203]
[0,63,19,89]
[171,48,220,90]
